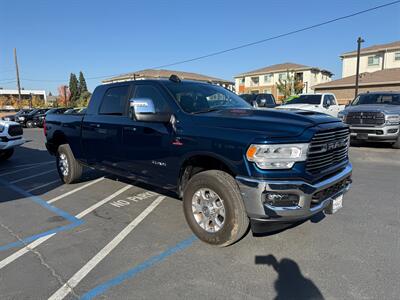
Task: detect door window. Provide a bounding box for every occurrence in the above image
[99,85,129,115]
[133,85,169,113]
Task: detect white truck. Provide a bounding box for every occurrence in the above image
[0,120,25,161]
[276,93,344,117]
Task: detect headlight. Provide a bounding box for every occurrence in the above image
[385,114,400,125]
[246,143,309,169]
[337,111,346,121]
[18,116,25,121]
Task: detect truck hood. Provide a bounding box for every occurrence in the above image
[193,108,339,138]
[344,104,400,114]
[276,103,320,111]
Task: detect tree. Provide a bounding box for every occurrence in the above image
[57,85,71,107]
[78,71,88,95]
[276,69,304,101]
[69,73,79,105]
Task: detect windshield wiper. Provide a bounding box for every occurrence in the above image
[191,107,225,114]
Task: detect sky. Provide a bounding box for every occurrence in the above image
[0,0,399,94]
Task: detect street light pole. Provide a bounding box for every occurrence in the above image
[355,37,365,98]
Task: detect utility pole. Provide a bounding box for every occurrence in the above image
[355,37,365,98]
[13,48,22,103]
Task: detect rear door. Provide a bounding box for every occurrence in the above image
[81,84,130,171]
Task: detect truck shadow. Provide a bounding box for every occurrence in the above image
[255,254,324,300]
[0,145,104,203]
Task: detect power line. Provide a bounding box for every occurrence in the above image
[151,0,400,69]
[3,0,400,84]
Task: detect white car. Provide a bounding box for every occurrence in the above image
[276,93,344,117]
[0,120,25,161]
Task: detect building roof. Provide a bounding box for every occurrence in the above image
[234,62,333,77]
[313,68,400,89]
[341,40,400,57]
[102,69,234,85]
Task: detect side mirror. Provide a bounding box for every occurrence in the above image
[324,100,331,108]
[129,98,171,123]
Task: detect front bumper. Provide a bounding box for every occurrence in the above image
[0,138,25,150]
[236,163,352,224]
[350,125,399,142]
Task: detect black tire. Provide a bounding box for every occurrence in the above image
[26,120,34,128]
[56,144,83,184]
[0,148,14,161]
[392,134,400,149]
[183,170,249,247]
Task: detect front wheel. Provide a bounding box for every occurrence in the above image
[392,133,400,149]
[56,144,83,184]
[183,170,249,247]
[0,148,14,161]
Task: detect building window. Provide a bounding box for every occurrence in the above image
[395,52,400,61]
[250,77,259,86]
[368,55,380,66]
[264,74,273,84]
[278,73,287,81]
[240,77,245,84]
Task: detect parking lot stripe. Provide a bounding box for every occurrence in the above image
[10,169,56,184]
[80,235,196,300]
[0,186,132,270]
[47,177,105,204]
[75,185,132,219]
[0,234,56,270]
[0,161,53,176]
[26,179,60,193]
[48,196,165,300]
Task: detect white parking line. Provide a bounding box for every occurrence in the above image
[48,196,165,300]
[26,179,61,193]
[0,161,54,176]
[10,169,56,184]
[0,185,133,271]
[47,177,105,204]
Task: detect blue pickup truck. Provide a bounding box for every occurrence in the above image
[45,76,352,246]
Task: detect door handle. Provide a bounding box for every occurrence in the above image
[89,123,100,128]
[123,127,137,131]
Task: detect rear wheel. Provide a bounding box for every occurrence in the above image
[56,144,83,184]
[183,170,249,247]
[0,148,14,161]
[26,120,34,128]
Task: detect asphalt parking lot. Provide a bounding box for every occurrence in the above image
[0,128,399,300]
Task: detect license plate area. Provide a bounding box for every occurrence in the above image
[324,194,343,214]
[357,133,368,140]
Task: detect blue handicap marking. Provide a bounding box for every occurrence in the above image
[0,177,84,251]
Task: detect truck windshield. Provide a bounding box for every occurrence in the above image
[164,81,251,114]
[284,95,321,105]
[351,93,400,106]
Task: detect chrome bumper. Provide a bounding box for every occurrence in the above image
[0,138,25,150]
[236,163,352,222]
[350,125,399,141]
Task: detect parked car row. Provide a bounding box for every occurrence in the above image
[1,107,87,128]
[241,91,400,148]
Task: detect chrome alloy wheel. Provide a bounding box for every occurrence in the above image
[58,153,69,177]
[192,188,226,233]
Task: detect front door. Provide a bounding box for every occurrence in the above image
[121,83,175,187]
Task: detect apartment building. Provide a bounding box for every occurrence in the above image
[234,63,332,99]
[341,40,400,78]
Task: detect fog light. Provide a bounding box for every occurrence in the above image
[376,130,384,135]
[264,192,299,207]
[388,128,398,134]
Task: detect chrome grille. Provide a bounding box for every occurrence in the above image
[306,128,350,173]
[8,125,23,137]
[346,111,385,126]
